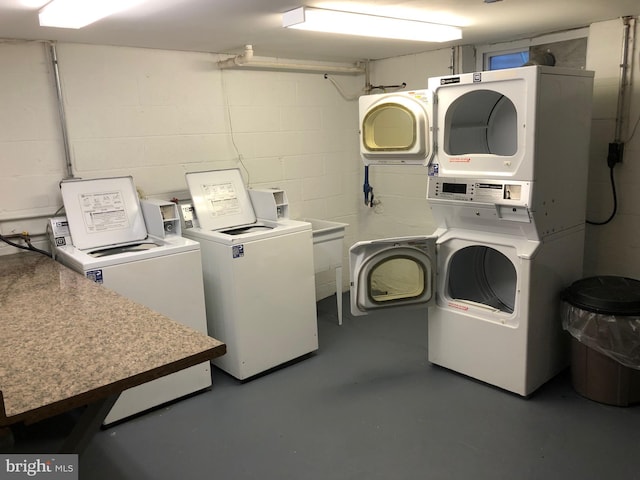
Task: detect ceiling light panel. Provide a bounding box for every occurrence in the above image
[282,7,462,43]
[39,0,142,29]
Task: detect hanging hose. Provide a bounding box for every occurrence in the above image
[0,232,52,258]
[363,166,374,207]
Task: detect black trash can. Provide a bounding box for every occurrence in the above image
[562,276,640,406]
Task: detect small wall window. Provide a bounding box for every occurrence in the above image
[489,51,529,70]
[477,28,588,71]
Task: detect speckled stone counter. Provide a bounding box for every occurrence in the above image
[0,252,226,427]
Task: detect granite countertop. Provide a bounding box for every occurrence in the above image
[0,252,226,426]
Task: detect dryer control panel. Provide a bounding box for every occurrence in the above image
[427,177,531,207]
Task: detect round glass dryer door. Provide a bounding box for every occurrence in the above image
[446,245,517,313]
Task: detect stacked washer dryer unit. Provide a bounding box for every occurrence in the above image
[51,176,212,425]
[180,169,318,381]
[350,66,594,396]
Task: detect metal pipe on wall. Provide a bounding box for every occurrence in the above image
[615,16,635,143]
[48,42,75,179]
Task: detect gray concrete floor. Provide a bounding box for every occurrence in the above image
[13,294,640,479]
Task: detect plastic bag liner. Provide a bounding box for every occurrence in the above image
[561,276,640,370]
[562,303,640,370]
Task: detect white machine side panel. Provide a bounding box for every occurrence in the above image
[525,227,585,390]
[197,230,318,379]
[97,250,208,333]
[96,249,211,424]
[104,362,211,425]
[530,72,593,236]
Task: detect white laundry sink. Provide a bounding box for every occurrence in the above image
[303,218,348,325]
[304,218,348,273]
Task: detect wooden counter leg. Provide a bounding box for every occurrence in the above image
[59,393,120,455]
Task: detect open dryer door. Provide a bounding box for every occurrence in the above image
[359,90,435,166]
[350,236,437,316]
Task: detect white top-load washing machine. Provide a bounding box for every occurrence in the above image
[51,176,212,425]
[181,168,318,380]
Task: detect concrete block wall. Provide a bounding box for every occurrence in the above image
[0,42,363,300]
[584,18,640,279]
[0,42,67,237]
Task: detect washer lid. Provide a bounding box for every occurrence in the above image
[563,276,640,315]
[185,169,256,231]
[60,176,148,250]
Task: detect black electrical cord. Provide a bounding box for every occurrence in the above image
[0,234,52,258]
[586,164,617,226]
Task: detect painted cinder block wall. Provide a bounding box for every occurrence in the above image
[0,16,638,303]
[0,42,364,300]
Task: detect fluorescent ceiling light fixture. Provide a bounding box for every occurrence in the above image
[282,7,462,42]
[39,0,141,29]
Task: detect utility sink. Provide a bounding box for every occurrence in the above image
[303,218,348,325]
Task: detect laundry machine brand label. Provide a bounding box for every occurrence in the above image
[232,245,244,258]
[441,77,460,85]
[86,269,104,284]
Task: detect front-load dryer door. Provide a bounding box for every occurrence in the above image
[350,236,436,316]
[359,90,435,166]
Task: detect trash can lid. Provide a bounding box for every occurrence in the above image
[563,276,640,315]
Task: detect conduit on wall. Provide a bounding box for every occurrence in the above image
[217,45,366,75]
[616,16,636,143]
[48,41,75,179]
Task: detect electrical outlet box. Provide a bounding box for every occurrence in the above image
[607,142,624,167]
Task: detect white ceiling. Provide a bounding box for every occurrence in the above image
[0,0,638,62]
